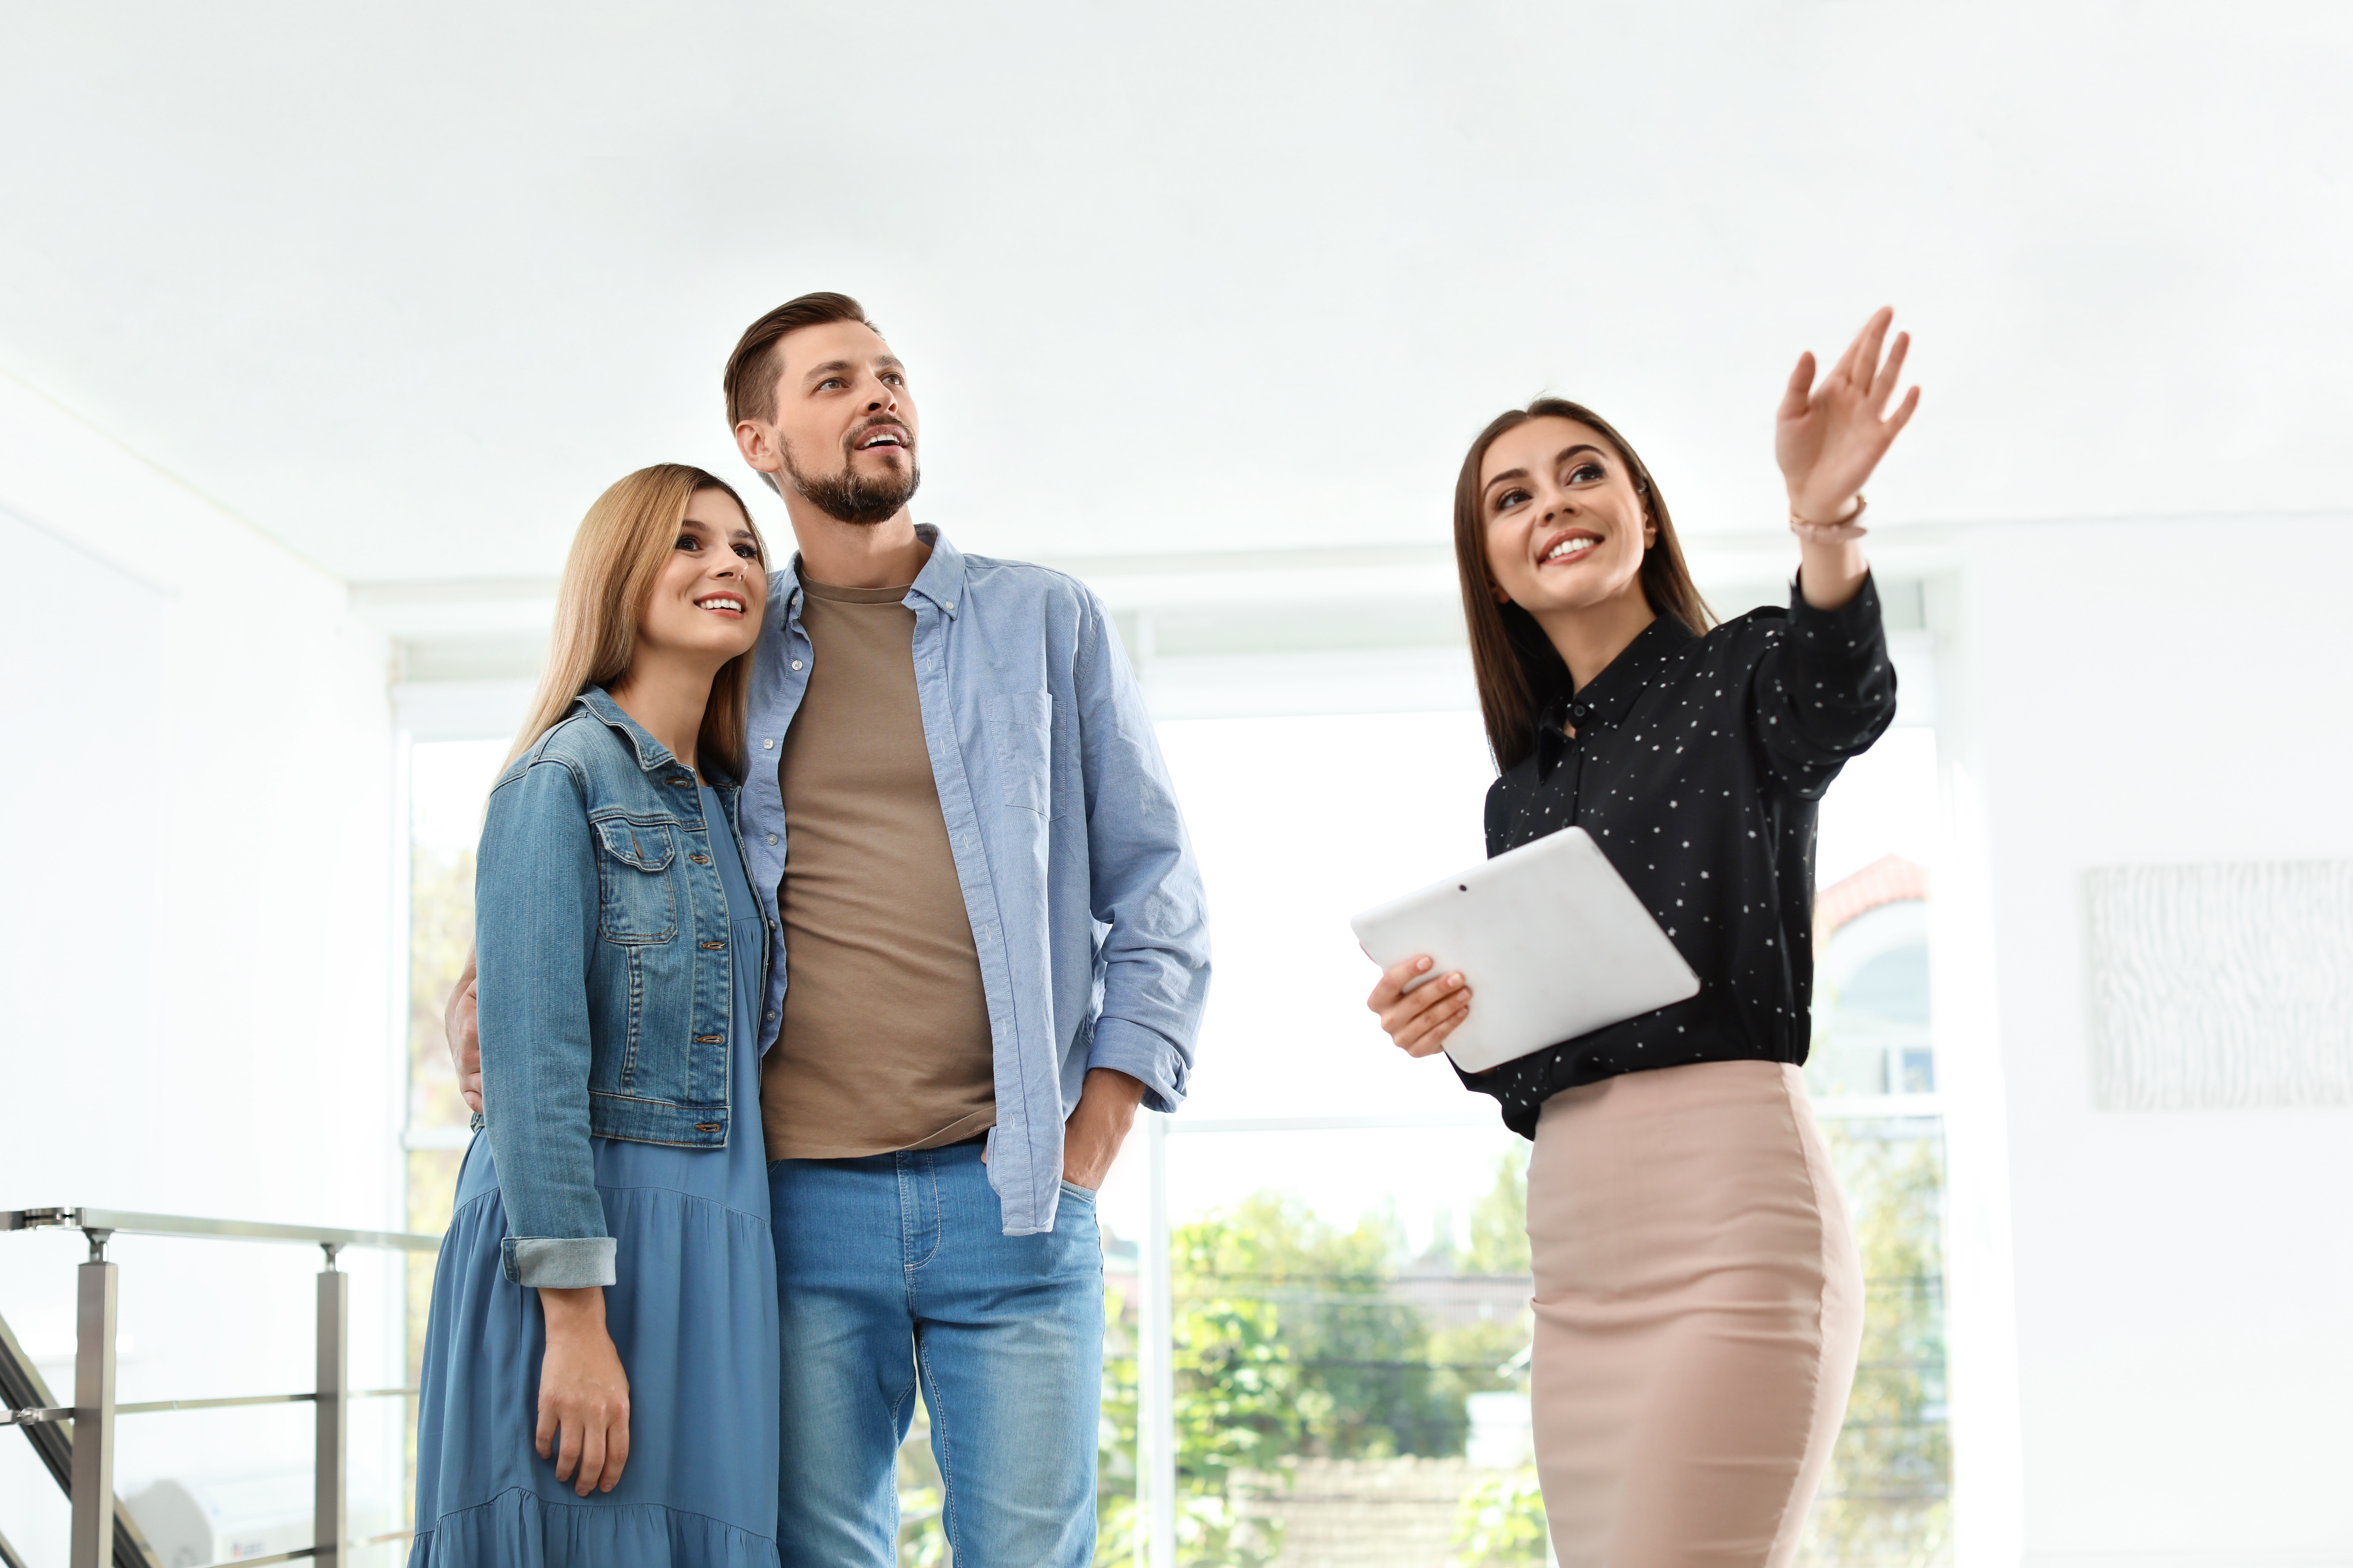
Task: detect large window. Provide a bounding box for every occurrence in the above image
[391,668,1950,1568]
[1111,712,1534,1568]
[1100,713,1951,1567]
[400,736,510,1522]
[1804,727,1950,1564]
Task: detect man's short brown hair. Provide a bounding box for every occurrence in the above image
[723,292,876,431]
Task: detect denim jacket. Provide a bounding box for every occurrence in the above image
[474,686,762,1288]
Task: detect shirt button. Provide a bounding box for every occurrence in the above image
[943,601,954,610]
[765,833,779,845]
[762,738,775,749]
[790,660,804,671]
[766,1009,778,1021]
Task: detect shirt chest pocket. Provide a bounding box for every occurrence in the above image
[592,816,680,943]
[982,690,1057,818]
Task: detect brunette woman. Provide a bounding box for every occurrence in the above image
[411,465,779,1566]
[1366,311,1919,1565]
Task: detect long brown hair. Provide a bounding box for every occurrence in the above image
[504,464,767,779]
[1452,398,1714,773]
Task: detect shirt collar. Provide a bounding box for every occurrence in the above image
[575,685,687,776]
[771,523,965,621]
[1537,614,1696,769]
[905,525,965,617]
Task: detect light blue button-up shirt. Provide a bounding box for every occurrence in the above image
[740,526,1210,1235]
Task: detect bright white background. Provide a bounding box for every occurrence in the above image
[0,5,2348,582]
[3,6,2350,1567]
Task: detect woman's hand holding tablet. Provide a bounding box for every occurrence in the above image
[1354,826,1700,1075]
[1365,953,1472,1059]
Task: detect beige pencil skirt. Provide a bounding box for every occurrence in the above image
[1526,1060,1863,1568]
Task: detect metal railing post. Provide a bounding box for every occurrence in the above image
[70,1230,118,1568]
[8,1204,443,1568]
[314,1245,348,1568]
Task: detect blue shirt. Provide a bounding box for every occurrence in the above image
[740,526,1211,1235]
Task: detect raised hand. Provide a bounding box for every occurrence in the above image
[1775,306,1920,536]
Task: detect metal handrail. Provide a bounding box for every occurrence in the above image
[3,1205,446,1568]
[4,1206,441,1253]
[6,1388,421,1425]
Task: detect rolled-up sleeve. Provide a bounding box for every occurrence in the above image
[1072,591,1211,1113]
[476,757,616,1289]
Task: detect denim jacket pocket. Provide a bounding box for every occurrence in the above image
[983,690,1054,817]
[591,813,679,943]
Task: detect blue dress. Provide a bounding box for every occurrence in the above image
[412,786,780,1567]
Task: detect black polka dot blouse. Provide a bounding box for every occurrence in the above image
[1461,573,1898,1138]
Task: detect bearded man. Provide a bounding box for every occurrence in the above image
[449,292,1209,1565]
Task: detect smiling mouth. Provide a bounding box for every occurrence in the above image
[1543,534,1602,564]
[695,596,747,616]
[855,427,909,452]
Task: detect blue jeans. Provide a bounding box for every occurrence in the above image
[769,1141,1104,1567]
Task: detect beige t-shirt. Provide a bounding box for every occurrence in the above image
[759,578,997,1159]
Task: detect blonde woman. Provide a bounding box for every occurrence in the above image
[411,465,780,1566]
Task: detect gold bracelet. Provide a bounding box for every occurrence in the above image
[1792,493,1867,530]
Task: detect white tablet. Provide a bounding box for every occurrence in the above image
[1351,826,1701,1076]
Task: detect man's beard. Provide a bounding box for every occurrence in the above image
[781,438,920,527]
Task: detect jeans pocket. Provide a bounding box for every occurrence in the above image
[983,690,1054,817]
[1058,1178,1099,1204]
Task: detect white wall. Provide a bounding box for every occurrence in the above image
[1939,514,2353,1568]
[0,369,406,1559]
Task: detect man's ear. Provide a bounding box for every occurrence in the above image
[733,419,778,476]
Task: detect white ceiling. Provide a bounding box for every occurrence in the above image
[4,3,2349,586]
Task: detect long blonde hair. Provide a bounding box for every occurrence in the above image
[505,464,767,778]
